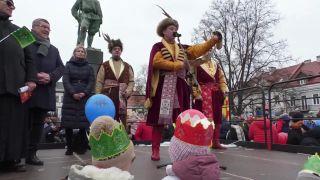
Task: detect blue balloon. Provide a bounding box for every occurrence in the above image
[85,94,116,123]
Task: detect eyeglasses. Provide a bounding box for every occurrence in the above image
[1,0,15,9]
[36,24,51,31]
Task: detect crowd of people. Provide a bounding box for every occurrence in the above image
[220,108,320,149]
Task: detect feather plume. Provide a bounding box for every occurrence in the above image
[156,5,172,19]
[102,33,111,44]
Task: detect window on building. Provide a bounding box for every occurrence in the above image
[290,96,295,107]
[56,95,59,102]
[313,94,320,105]
[301,96,307,110]
[299,79,306,85]
[274,95,280,104]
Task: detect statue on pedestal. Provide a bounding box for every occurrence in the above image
[71,0,103,48]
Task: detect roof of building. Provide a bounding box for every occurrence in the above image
[127,91,145,108]
[253,60,320,88]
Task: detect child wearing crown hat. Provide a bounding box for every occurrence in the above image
[66,116,135,180]
[162,109,220,180]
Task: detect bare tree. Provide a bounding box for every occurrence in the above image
[135,64,148,95]
[193,0,291,115]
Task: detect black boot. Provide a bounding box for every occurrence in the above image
[65,149,73,156]
[26,154,43,166]
[0,160,26,172]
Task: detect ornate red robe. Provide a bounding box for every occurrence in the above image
[193,63,227,124]
[145,37,220,126]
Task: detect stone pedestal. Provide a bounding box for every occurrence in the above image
[86,48,103,75]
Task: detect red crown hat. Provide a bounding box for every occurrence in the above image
[174,109,215,146]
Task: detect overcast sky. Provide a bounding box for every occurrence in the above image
[12,0,320,73]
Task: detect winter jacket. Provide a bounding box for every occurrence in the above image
[61,58,95,129]
[28,41,64,110]
[287,126,320,146]
[275,114,290,133]
[0,16,37,95]
[162,155,220,180]
[249,118,278,148]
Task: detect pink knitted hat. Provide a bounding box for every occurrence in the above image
[169,109,215,162]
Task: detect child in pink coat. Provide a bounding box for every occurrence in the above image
[162,109,220,180]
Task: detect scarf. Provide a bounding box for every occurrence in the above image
[158,40,185,125]
[0,12,10,20]
[32,30,50,56]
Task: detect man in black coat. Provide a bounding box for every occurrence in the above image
[0,0,37,172]
[26,18,65,166]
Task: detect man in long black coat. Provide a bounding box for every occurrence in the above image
[26,18,65,166]
[0,0,37,172]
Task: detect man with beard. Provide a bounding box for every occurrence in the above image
[145,16,222,161]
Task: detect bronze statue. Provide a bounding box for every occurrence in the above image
[71,0,103,48]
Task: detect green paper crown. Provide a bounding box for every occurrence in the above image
[303,153,320,175]
[89,123,130,160]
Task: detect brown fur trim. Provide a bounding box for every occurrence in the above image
[156,18,179,37]
[108,39,123,53]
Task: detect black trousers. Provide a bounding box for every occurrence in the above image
[65,128,87,152]
[0,94,28,161]
[28,108,47,157]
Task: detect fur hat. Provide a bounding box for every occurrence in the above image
[168,109,215,163]
[89,116,135,170]
[102,33,123,53]
[7,0,14,5]
[107,39,123,53]
[156,18,179,37]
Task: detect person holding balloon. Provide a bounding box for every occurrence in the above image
[95,34,134,128]
[61,45,95,155]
